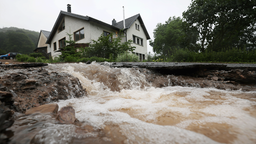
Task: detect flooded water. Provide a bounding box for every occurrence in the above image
[43,62,256,144]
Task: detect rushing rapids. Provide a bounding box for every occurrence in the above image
[3,62,255,144]
[38,62,255,144]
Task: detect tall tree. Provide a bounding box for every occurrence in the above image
[183,0,256,51]
[150,16,199,59]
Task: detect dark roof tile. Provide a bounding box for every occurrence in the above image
[46,11,150,44]
[41,30,50,39]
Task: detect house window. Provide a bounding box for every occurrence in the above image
[74,28,84,41]
[133,35,143,46]
[58,19,65,32]
[59,37,66,49]
[103,31,111,41]
[53,42,57,51]
[135,23,140,31]
[103,31,110,36]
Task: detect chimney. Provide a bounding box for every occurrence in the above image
[123,6,125,29]
[112,19,116,25]
[67,4,71,13]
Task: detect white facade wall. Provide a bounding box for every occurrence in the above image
[49,15,148,60]
[126,19,148,57]
[50,16,91,58]
[89,23,118,41]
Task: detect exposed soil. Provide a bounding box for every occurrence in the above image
[0,59,28,65]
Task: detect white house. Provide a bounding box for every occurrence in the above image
[38,4,150,61]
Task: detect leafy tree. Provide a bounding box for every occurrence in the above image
[85,33,135,59]
[150,16,199,59]
[183,0,256,51]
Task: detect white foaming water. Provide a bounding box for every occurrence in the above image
[45,63,256,144]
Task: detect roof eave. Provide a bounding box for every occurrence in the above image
[88,17,120,31]
[46,11,65,44]
[137,16,151,40]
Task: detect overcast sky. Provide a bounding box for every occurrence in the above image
[0,0,192,53]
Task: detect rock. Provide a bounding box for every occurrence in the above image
[0,91,13,107]
[57,106,76,124]
[0,68,87,113]
[5,62,9,65]
[85,60,91,64]
[0,102,14,132]
[25,103,59,115]
[211,76,219,81]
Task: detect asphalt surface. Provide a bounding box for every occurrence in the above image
[109,62,256,70]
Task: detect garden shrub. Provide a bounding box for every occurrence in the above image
[165,48,256,63]
[16,54,30,62]
[29,53,44,58]
[77,58,90,62]
[65,55,78,62]
[27,57,36,62]
[36,57,44,63]
[116,52,139,62]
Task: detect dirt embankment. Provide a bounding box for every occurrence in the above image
[0,59,27,65]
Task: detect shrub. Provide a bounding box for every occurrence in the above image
[64,55,78,62]
[77,58,90,62]
[77,57,110,62]
[29,53,44,58]
[116,52,139,62]
[89,56,106,62]
[36,57,44,63]
[27,57,36,62]
[52,57,64,63]
[165,48,256,63]
[16,54,30,62]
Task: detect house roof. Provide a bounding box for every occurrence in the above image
[35,30,50,50]
[114,14,150,39]
[41,30,50,39]
[46,11,150,44]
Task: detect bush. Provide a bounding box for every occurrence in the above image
[52,57,64,63]
[89,56,107,62]
[116,52,139,62]
[165,48,256,63]
[29,53,44,58]
[77,57,110,62]
[27,57,36,62]
[64,55,78,62]
[77,58,90,62]
[36,57,44,63]
[16,54,30,62]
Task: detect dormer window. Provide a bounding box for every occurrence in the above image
[58,19,65,32]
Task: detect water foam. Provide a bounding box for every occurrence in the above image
[45,63,256,144]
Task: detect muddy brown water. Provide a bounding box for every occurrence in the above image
[3,62,256,144]
[48,63,256,144]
